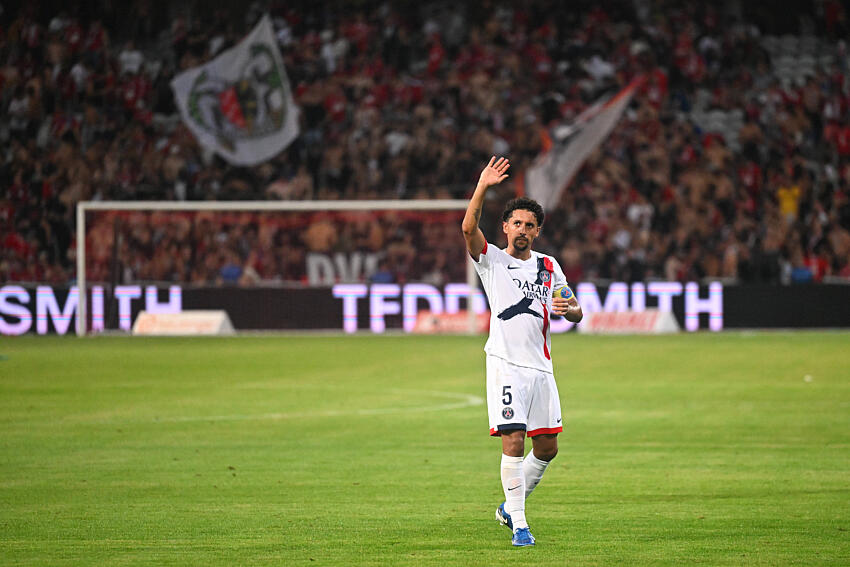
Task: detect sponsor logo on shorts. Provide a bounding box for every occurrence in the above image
[502,407,514,419]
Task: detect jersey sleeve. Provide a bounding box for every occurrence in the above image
[551,257,569,290]
[474,243,515,266]
[471,240,490,265]
[473,242,514,285]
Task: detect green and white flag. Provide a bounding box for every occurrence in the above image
[525,81,636,211]
[171,15,299,166]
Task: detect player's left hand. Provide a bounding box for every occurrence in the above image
[552,296,570,316]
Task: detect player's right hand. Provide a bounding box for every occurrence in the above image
[478,156,510,188]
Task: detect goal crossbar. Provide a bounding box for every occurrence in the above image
[75,200,477,335]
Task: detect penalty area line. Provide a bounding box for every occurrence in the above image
[154,389,484,423]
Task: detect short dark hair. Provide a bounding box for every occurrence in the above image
[502,197,544,227]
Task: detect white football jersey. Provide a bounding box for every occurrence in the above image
[472,241,568,373]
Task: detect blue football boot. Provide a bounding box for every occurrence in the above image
[511,526,536,547]
[495,502,513,530]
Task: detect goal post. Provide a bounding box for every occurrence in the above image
[75,200,481,336]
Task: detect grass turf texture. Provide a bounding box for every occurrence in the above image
[1,333,848,566]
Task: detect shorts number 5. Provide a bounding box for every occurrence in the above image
[502,385,512,405]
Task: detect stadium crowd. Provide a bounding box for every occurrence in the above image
[1,0,849,286]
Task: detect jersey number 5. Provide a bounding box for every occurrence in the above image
[502,385,512,405]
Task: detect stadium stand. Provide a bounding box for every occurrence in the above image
[2,0,849,286]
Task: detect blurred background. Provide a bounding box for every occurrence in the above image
[2,0,850,334]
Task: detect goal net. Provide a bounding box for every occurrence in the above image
[75,200,486,336]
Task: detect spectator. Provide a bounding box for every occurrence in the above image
[1,0,849,288]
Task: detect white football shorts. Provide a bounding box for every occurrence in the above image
[486,354,563,437]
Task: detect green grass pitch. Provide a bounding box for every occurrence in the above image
[1,332,849,566]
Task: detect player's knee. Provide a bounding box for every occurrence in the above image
[504,440,524,457]
[501,430,525,457]
[541,445,558,461]
[532,437,558,461]
[532,445,557,461]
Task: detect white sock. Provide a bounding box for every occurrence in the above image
[501,454,527,530]
[523,450,550,499]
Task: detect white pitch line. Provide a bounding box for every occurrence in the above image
[154,389,484,423]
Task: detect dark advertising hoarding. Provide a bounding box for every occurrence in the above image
[3,282,849,335]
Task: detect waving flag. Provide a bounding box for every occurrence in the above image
[526,82,637,211]
[171,15,299,166]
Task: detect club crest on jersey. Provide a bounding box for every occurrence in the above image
[502,407,514,419]
[534,257,554,286]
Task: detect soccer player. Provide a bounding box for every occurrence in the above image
[461,156,583,547]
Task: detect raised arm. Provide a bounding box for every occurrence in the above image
[462,156,511,258]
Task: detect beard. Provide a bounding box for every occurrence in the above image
[513,237,529,250]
